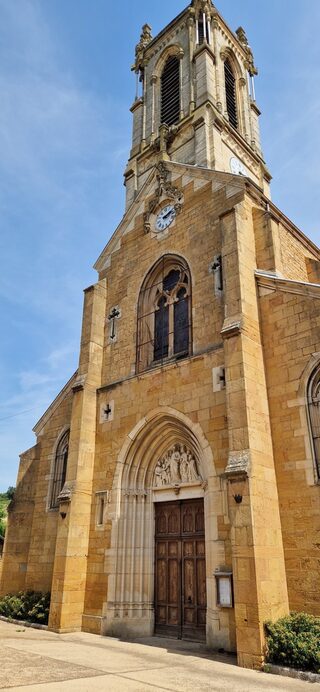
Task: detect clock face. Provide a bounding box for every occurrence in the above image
[155,204,176,232]
[230,157,248,177]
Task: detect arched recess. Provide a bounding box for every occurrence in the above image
[102,407,229,648]
[154,44,184,81]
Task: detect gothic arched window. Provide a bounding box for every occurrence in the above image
[224,58,238,130]
[307,367,320,479]
[137,256,191,373]
[161,56,180,126]
[50,430,69,509]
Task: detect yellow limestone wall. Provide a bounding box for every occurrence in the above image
[48,280,106,633]
[220,201,289,668]
[0,445,38,595]
[1,166,319,670]
[259,284,320,616]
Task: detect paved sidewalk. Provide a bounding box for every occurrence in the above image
[0,620,316,691]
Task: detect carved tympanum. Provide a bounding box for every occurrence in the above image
[154,444,201,487]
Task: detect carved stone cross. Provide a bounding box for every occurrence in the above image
[104,404,112,420]
[108,307,120,341]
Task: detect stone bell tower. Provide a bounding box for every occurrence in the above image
[125,0,271,210]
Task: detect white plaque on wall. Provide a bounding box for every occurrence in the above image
[215,571,233,608]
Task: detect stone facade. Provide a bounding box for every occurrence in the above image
[1,0,319,672]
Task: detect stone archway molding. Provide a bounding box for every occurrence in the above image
[102,407,229,648]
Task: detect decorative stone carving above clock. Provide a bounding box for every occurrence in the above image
[144,162,184,234]
[154,444,202,487]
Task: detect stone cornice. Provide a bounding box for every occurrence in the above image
[143,8,190,59]
[255,271,320,300]
[141,3,251,68]
[98,342,224,394]
[193,42,216,62]
[33,371,78,436]
[250,101,261,116]
[246,193,320,260]
[221,319,243,340]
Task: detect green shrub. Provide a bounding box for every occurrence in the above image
[265,612,320,674]
[0,591,50,625]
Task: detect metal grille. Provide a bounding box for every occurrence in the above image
[308,369,320,479]
[136,257,192,374]
[161,56,180,126]
[50,430,69,509]
[224,59,238,130]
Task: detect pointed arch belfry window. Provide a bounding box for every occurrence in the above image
[308,367,320,479]
[224,58,238,129]
[161,56,180,126]
[137,256,191,373]
[50,430,69,509]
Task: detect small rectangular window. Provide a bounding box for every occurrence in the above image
[95,491,108,528]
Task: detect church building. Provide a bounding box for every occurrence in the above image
[1,0,320,670]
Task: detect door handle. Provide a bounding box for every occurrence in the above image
[188,596,192,604]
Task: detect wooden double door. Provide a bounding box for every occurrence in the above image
[154,499,207,641]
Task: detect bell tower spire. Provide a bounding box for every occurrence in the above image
[124,1,271,209]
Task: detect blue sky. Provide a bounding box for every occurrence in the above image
[0,0,319,491]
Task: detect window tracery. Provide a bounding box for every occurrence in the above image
[50,429,69,509]
[137,256,191,373]
[307,366,320,479]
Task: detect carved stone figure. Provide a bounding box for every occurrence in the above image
[186,451,199,482]
[179,445,189,483]
[236,26,258,76]
[171,445,181,482]
[153,445,201,486]
[132,24,153,73]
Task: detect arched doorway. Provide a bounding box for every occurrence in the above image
[103,408,228,648]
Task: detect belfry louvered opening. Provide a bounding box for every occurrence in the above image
[161,56,180,126]
[198,19,205,44]
[224,58,238,130]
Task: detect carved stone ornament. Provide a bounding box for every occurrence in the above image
[72,374,87,393]
[123,488,148,498]
[236,26,258,76]
[154,444,202,487]
[191,0,215,17]
[151,124,179,157]
[144,162,184,234]
[132,24,153,73]
[225,450,251,478]
[57,481,76,504]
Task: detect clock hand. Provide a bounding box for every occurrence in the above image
[163,209,174,220]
